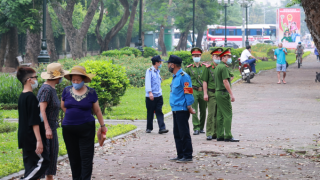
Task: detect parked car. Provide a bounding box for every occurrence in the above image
[218,42,239,49]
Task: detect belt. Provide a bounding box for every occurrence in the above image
[217,89,228,93]
[208,89,215,93]
[192,86,203,91]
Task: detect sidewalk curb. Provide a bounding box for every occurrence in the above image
[0,128,141,180]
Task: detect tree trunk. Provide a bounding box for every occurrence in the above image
[25,29,41,65]
[82,35,87,56]
[96,0,130,53]
[125,0,139,47]
[46,5,59,62]
[159,25,166,55]
[5,27,19,68]
[196,27,205,48]
[301,1,320,51]
[141,32,145,47]
[51,0,100,59]
[0,32,8,70]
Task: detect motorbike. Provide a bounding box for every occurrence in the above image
[238,58,255,83]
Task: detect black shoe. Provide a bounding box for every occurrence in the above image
[217,138,224,141]
[207,136,212,140]
[159,129,169,134]
[200,129,205,133]
[169,157,182,162]
[177,158,193,163]
[146,129,152,133]
[193,130,199,135]
[224,138,240,142]
[212,136,217,139]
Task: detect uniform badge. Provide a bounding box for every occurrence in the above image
[183,82,193,94]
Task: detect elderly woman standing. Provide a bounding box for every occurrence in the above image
[61,66,107,180]
[38,63,68,180]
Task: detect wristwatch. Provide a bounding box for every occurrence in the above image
[100,124,106,127]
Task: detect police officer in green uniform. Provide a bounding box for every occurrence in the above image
[186,47,207,135]
[201,48,223,140]
[214,49,239,142]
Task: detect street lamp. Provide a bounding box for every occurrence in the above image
[238,0,253,47]
[218,0,234,47]
[137,0,144,56]
[38,0,50,64]
[192,0,195,48]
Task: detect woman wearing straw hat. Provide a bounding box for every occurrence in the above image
[37,63,68,180]
[61,65,107,180]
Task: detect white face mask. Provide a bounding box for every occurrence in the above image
[31,80,38,90]
[193,57,201,63]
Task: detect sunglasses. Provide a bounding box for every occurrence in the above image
[25,76,38,82]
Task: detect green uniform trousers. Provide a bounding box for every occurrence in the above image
[216,91,233,139]
[192,90,207,131]
[206,91,217,137]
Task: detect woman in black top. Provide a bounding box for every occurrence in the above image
[37,63,68,180]
[17,67,50,180]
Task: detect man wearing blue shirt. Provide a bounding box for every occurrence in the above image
[274,43,288,84]
[165,55,196,163]
[145,55,169,134]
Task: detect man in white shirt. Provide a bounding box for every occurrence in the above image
[240,46,257,73]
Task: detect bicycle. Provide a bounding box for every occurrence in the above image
[296,53,302,68]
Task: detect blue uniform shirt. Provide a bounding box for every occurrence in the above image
[170,68,194,111]
[145,66,162,97]
[274,48,287,65]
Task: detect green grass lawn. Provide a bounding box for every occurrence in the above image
[0,123,136,178]
[0,51,311,120]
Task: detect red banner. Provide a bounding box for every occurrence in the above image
[277,8,301,48]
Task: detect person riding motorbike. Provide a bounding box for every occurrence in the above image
[295,42,304,65]
[240,45,257,73]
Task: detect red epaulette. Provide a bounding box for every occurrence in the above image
[187,64,193,68]
[205,64,212,68]
[225,64,229,68]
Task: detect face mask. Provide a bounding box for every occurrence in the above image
[168,65,174,73]
[214,59,221,64]
[31,80,38,90]
[279,48,283,50]
[58,78,63,84]
[158,64,162,68]
[72,81,85,90]
[226,58,232,65]
[193,57,201,63]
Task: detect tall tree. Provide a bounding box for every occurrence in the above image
[95,0,130,52]
[125,0,139,46]
[0,33,8,70]
[24,30,41,65]
[46,5,59,62]
[51,0,100,59]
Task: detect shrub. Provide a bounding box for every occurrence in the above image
[143,47,158,58]
[168,51,193,66]
[266,46,278,61]
[0,74,22,104]
[251,44,274,52]
[80,60,130,114]
[101,49,133,57]
[0,104,18,110]
[121,47,142,57]
[0,110,17,133]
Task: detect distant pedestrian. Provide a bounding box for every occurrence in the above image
[61,66,107,180]
[314,47,319,62]
[145,55,169,134]
[212,40,216,47]
[204,39,208,51]
[166,55,195,163]
[274,43,288,84]
[214,49,239,142]
[17,67,50,180]
[38,63,68,180]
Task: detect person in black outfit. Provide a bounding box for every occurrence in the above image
[17,67,50,180]
[212,40,216,47]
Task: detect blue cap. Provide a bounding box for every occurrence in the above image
[151,55,164,62]
[164,55,182,64]
[298,42,301,44]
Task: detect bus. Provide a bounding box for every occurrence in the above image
[206,24,277,47]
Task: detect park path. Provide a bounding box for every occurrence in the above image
[54,55,320,180]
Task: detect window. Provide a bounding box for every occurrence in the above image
[256,29,262,35]
[215,29,224,35]
[228,29,235,35]
[174,33,180,39]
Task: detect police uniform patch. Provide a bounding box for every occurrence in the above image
[149,68,152,71]
[180,72,185,76]
[183,82,193,94]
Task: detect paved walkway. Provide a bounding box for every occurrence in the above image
[54,55,320,179]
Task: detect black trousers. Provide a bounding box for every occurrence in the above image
[173,111,193,159]
[146,96,166,131]
[62,121,95,180]
[22,147,50,180]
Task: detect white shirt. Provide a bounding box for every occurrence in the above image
[240,49,252,63]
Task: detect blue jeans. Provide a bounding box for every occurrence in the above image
[243,59,256,73]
